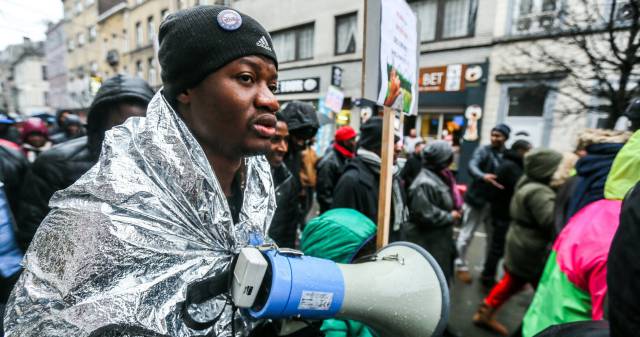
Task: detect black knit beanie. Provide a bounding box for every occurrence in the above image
[358,116,400,152]
[491,123,511,139]
[158,5,278,100]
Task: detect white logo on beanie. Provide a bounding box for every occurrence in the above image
[256,36,272,52]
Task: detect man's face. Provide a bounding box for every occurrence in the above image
[26,133,46,148]
[66,124,81,136]
[414,142,425,155]
[266,121,289,167]
[394,141,402,164]
[179,56,279,158]
[105,103,147,131]
[339,137,356,152]
[490,131,506,148]
[59,111,70,124]
[409,128,416,137]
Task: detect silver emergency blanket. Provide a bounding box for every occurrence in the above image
[3,92,276,337]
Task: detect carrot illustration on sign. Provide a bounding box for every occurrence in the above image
[383,64,413,112]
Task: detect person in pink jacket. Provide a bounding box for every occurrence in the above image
[522,130,640,337]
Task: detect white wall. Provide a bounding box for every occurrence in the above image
[14,56,51,115]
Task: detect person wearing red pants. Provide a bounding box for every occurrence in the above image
[473,149,563,336]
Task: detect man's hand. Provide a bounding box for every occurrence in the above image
[451,210,462,221]
[483,173,504,190]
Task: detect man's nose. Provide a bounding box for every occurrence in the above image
[256,84,279,113]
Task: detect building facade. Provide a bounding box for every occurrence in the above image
[63,0,100,109]
[56,0,628,154]
[45,21,71,110]
[11,42,51,116]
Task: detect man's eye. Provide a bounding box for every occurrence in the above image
[239,74,254,83]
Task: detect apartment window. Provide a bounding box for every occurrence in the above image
[44,92,50,106]
[507,85,549,117]
[512,0,559,34]
[161,8,169,20]
[136,60,143,78]
[42,66,47,80]
[135,21,143,48]
[90,61,98,75]
[147,16,155,44]
[123,29,128,51]
[74,0,83,15]
[148,57,157,85]
[68,39,75,51]
[335,13,357,55]
[409,0,477,41]
[88,25,97,42]
[271,23,314,63]
[77,32,86,47]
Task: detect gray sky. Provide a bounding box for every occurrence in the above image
[0,0,64,50]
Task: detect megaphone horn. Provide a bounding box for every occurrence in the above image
[338,241,449,337]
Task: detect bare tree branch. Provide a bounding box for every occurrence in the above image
[507,0,640,128]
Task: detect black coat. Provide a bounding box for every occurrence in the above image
[490,150,524,221]
[608,182,640,337]
[331,157,379,222]
[405,168,456,282]
[316,148,349,213]
[464,144,504,207]
[15,74,154,251]
[0,145,29,216]
[15,136,96,250]
[268,164,300,248]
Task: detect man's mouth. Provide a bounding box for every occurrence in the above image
[253,114,277,138]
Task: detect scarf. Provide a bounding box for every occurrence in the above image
[356,148,404,231]
[440,168,463,210]
[333,142,355,158]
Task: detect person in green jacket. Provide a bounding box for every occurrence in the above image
[300,208,377,337]
[472,148,563,336]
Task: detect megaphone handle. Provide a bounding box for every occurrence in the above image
[180,257,239,331]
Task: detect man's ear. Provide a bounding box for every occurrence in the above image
[177,89,191,105]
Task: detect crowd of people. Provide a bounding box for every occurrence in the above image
[0,4,639,337]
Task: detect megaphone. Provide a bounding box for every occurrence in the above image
[232,241,449,337]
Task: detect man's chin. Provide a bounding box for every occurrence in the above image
[242,140,272,157]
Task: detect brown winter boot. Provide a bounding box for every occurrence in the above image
[456,269,472,284]
[472,302,508,336]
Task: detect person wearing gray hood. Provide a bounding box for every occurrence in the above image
[4,6,279,337]
[405,141,462,283]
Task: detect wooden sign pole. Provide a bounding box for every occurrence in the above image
[376,106,396,249]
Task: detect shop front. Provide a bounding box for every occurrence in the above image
[413,61,489,183]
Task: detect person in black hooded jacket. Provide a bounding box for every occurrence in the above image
[265,114,300,248]
[332,116,407,242]
[316,126,357,213]
[278,101,319,224]
[15,74,154,250]
[481,139,531,288]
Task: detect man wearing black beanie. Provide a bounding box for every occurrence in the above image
[455,122,510,285]
[332,116,408,242]
[4,6,282,337]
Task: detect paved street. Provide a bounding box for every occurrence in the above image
[448,225,534,337]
